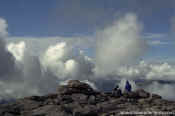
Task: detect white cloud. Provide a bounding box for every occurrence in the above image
[146,82,175,100]
[65,59,79,77]
[6,36,95,56]
[116,61,175,81]
[0,18,16,78]
[0,81,41,99]
[40,42,71,79]
[146,62,175,80]
[95,13,147,76]
[0,15,175,100]
[40,42,94,81]
[7,41,26,62]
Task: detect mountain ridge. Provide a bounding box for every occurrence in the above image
[0,80,175,116]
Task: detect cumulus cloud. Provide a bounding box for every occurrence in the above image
[146,82,175,100]
[0,14,175,100]
[0,40,15,78]
[0,18,31,98]
[40,42,94,81]
[6,36,95,56]
[1,41,60,98]
[40,42,70,79]
[116,61,175,81]
[115,61,175,100]
[0,18,15,78]
[0,38,94,99]
[7,41,26,62]
[95,13,146,76]
[0,18,58,99]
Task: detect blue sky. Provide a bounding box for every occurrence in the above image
[0,0,175,61]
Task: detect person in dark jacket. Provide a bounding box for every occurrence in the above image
[112,85,122,97]
[125,80,132,92]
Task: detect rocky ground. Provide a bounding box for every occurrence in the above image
[0,80,175,116]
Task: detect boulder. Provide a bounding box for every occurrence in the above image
[57,80,95,95]
[67,80,94,93]
[88,95,96,105]
[123,91,139,99]
[151,94,162,99]
[135,89,150,98]
[71,94,88,104]
[112,89,122,97]
[57,85,71,95]
[67,80,82,88]
[73,105,98,116]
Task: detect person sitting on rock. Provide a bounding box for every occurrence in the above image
[112,85,122,97]
[125,80,132,92]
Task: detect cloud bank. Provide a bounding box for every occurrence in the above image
[0,14,175,100]
[116,61,175,81]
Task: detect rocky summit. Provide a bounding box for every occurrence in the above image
[0,80,175,116]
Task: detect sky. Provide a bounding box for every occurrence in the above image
[0,0,175,61]
[0,0,174,36]
[1,0,175,100]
